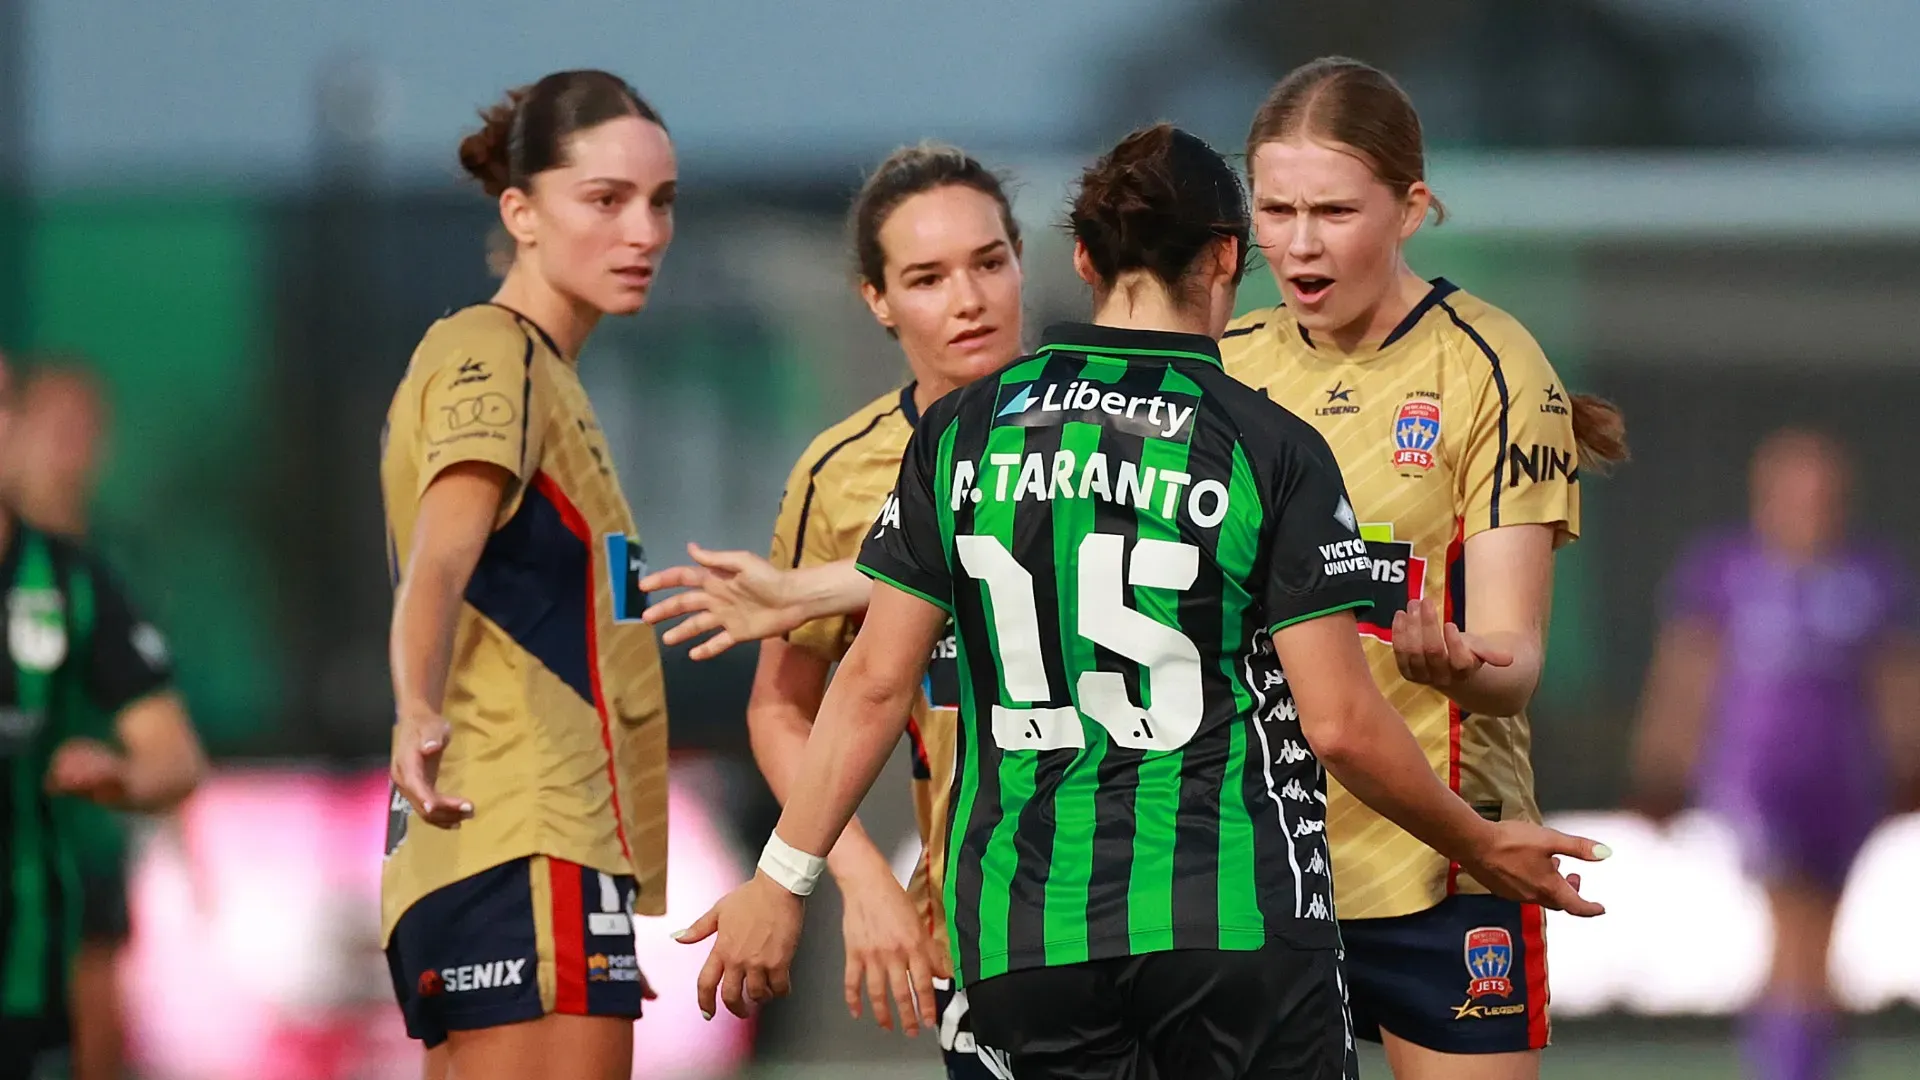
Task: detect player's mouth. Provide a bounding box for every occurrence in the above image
[949,325,998,351]
[1288,275,1334,306]
[613,265,655,288]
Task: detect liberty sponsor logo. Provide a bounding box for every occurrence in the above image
[945,452,1231,528]
[1355,522,1428,643]
[1507,443,1577,488]
[995,378,1198,440]
[1392,399,1442,473]
[1318,537,1370,577]
[1315,381,1360,416]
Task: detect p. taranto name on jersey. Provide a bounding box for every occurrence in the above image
[950,451,1232,528]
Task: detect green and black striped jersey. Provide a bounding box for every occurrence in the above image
[858,322,1375,986]
[0,517,172,1021]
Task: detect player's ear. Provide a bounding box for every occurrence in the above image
[1399,181,1433,242]
[860,280,894,333]
[1072,239,1097,287]
[500,186,539,248]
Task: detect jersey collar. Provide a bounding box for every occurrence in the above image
[1038,322,1223,369]
[1295,277,1458,355]
[898,382,921,428]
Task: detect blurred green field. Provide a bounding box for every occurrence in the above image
[744,1031,1920,1079]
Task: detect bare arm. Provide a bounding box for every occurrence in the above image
[1873,634,1920,812]
[110,691,205,810]
[389,462,508,827]
[1280,611,1604,915]
[642,548,874,660]
[746,638,894,881]
[766,585,946,859]
[1626,615,1721,820]
[1393,524,1555,718]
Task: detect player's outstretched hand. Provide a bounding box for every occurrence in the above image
[1392,598,1513,689]
[45,738,129,806]
[839,865,943,1036]
[391,707,472,828]
[640,543,806,661]
[1459,820,1610,917]
[676,871,805,1020]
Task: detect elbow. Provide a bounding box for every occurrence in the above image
[1297,699,1364,775]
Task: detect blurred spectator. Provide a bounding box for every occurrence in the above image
[1628,427,1920,1080]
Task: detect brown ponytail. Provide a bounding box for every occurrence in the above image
[1570,393,1629,474]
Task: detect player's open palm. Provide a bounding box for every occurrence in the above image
[677,871,805,1020]
[840,871,943,1036]
[1459,820,1610,917]
[641,543,805,660]
[390,706,471,828]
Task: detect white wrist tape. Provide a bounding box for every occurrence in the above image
[758,832,827,897]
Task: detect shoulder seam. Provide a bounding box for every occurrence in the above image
[790,403,903,568]
[1437,297,1509,529]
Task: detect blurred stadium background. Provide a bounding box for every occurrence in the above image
[2,0,1919,1076]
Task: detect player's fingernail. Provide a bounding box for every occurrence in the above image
[421,740,440,752]
[1592,843,1613,860]
[701,1009,713,1021]
[673,928,690,941]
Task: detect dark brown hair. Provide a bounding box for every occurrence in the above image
[1246,56,1446,224]
[1250,58,1628,471]
[458,70,664,198]
[1069,124,1249,306]
[849,142,1020,292]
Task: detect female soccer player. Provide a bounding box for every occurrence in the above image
[677,123,1606,1080]
[1629,429,1920,1080]
[0,354,203,1080]
[380,70,674,1080]
[762,145,1027,1074]
[1222,57,1629,1079]
[648,143,1026,1078]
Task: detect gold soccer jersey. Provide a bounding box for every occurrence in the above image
[768,385,960,957]
[379,303,669,943]
[1222,280,1580,920]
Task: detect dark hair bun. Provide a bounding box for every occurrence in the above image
[458,87,527,198]
[1069,124,1249,298]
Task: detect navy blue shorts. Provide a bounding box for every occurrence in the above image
[1339,894,1549,1054]
[385,855,646,1047]
[934,978,1015,1079]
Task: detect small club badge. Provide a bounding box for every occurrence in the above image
[1464,926,1515,999]
[7,588,66,673]
[1392,400,1441,473]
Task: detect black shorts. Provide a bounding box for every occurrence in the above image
[0,1016,66,1080]
[385,855,646,1048]
[78,864,132,945]
[1339,894,1549,1054]
[934,978,1015,1080]
[965,943,1354,1080]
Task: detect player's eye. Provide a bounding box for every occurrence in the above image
[591,192,620,210]
[1261,205,1295,218]
[908,274,939,289]
[979,257,1005,272]
[651,189,676,211]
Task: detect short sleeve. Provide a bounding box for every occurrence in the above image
[413,321,537,500]
[82,558,173,714]
[768,445,856,661]
[857,422,953,613]
[1263,435,1376,634]
[1457,326,1581,543]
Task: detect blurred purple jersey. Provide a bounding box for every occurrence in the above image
[1666,533,1915,886]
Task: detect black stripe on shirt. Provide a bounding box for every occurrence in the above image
[1437,298,1510,528]
[789,403,902,568]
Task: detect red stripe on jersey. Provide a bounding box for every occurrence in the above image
[1444,518,1466,895]
[532,471,634,865]
[549,857,588,1014]
[1522,902,1552,1048]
